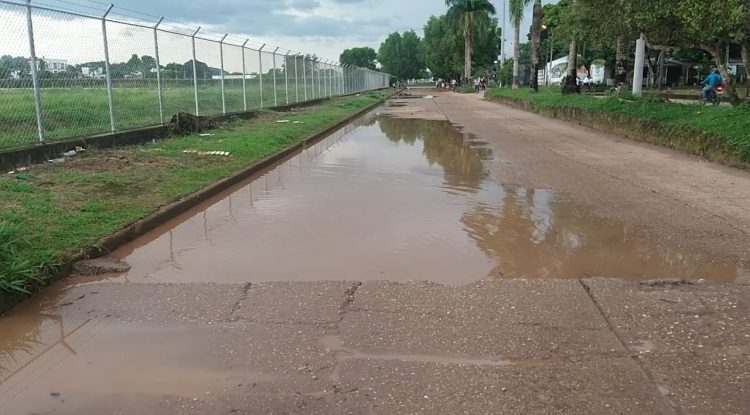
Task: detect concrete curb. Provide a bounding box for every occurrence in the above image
[485,95,750,171]
[0,92,392,315]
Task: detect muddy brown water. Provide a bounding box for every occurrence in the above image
[0,110,743,406]
[107,113,739,284]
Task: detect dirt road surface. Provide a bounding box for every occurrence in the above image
[400,91,750,281]
[1,91,749,414]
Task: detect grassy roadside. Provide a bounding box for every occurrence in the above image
[0,91,387,298]
[485,88,750,165]
[1,83,306,149]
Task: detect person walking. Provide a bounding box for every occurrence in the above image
[451,78,457,92]
[474,78,481,93]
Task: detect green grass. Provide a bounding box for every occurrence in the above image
[485,88,750,163]
[0,92,387,297]
[0,80,328,149]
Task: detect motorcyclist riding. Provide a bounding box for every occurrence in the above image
[701,69,723,101]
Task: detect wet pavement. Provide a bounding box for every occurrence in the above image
[1,94,750,414]
[112,111,736,283]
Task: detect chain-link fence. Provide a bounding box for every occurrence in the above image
[0,0,390,150]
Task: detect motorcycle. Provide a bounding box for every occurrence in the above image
[701,85,723,106]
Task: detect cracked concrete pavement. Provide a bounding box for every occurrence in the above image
[1,278,748,414]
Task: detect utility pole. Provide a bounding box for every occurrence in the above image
[500,0,506,66]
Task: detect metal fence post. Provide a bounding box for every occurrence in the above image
[191,26,201,115]
[258,44,265,108]
[312,58,317,100]
[241,39,248,111]
[272,46,278,107]
[302,55,308,101]
[101,4,115,132]
[318,60,323,99]
[323,60,328,99]
[294,53,299,103]
[219,34,227,114]
[153,17,164,124]
[25,0,44,143]
[284,51,290,105]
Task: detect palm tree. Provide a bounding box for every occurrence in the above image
[529,0,543,92]
[445,0,497,81]
[509,0,530,89]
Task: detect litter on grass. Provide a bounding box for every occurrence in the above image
[276,120,291,123]
[182,150,231,157]
[198,133,215,137]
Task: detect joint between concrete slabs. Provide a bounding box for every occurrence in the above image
[578,279,686,415]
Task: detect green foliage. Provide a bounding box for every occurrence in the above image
[378,31,426,80]
[445,0,497,79]
[422,14,499,80]
[0,223,52,294]
[340,47,378,70]
[486,88,750,162]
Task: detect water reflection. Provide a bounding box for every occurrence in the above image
[461,187,738,280]
[0,110,743,389]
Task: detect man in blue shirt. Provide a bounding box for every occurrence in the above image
[701,69,723,100]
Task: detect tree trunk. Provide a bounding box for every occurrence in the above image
[645,54,655,89]
[741,41,750,102]
[706,44,740,106]
[464,27,472,81]
[656,51,666,90]
[512,21,521,89]
[614,35,627,87]
[529,0,543,92]
[562,39,578,94]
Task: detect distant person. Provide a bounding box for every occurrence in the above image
[701,69,723,101]
[474,78,481,93]
[451,79,457,92]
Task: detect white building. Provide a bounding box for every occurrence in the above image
[31,58,68,74]
[81,66,104,78]
[539,56,608,86]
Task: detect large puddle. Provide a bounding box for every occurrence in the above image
[108,113,739,284]
[0,109,743,410]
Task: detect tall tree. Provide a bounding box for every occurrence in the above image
[509,0,530,88]
[340,47,378,70]
[378,31,426,81]
[676,0,746,105]
[423,14,500,81]
[445,0,497,81]
[529,0,543,92]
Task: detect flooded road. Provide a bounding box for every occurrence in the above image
[111,113,739,284]
[1,101,749,414]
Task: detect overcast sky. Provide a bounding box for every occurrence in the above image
[107,0,541,61]
[2,0,542,66]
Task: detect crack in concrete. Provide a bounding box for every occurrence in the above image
[227,282,252,320]
[578,279,686,415]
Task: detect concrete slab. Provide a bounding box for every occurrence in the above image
[231,281,359,324]
[0,320,337,414]
[331,358,673,415]
[64,282,245,323]
[644,352,750,415]
[583,278,750,353]
[338,310,624,360]
[353,280,609,330]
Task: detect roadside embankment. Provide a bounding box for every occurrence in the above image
[485,88,750,169]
